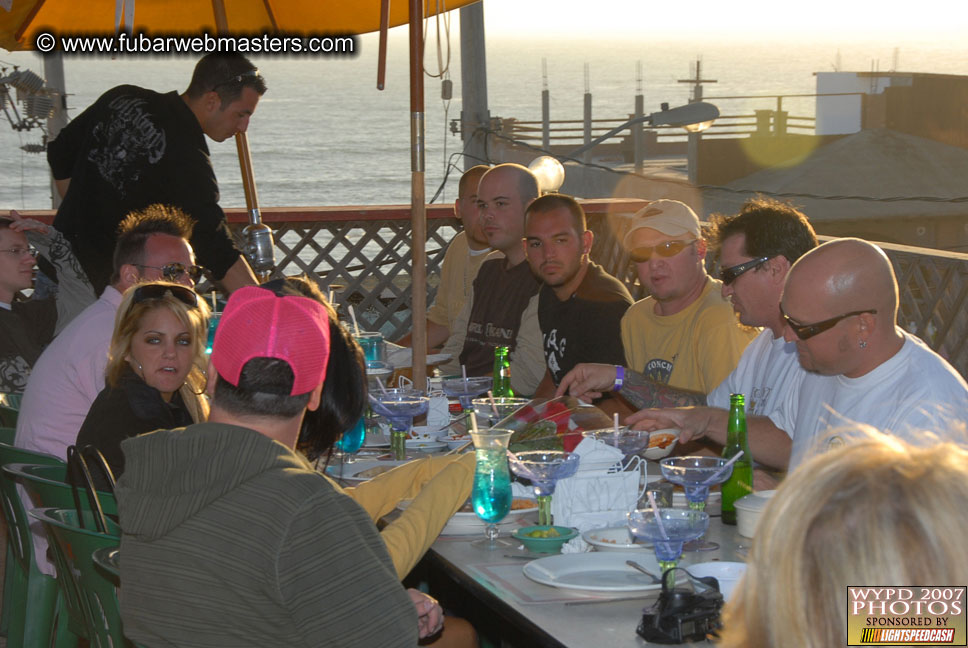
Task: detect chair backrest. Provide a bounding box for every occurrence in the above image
[5,462,119,520]
[0,405,18,428]
[0,442,66,574]
[92,547,120,582]
[0,426,14,445]
[0,391,22,409]
[29,508,126,648]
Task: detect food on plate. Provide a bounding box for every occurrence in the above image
[525,527,560,538]
[649,431,678,449]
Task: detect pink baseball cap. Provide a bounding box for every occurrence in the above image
[211,286,331,396]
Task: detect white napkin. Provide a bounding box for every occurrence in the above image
[426,396,451,429]
[572,437,624,473]
[550,464,643,534]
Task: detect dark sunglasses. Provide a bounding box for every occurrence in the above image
[629,239,695,263]
[780,304,877,340]
[135,262,205,283]
[132,283,199,308]
[720,256,770,285]
[212,68,262,91]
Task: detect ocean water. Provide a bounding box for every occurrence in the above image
[1,32,966,210]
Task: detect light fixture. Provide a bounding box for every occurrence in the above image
[528,155,565,194]
[683,120,715,133]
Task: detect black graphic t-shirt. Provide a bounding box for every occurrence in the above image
[0,298,57,394]
[459,258,540,376]
[538,262,633,385]
[49,86,241,293]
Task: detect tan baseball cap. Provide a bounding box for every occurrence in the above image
[623,200,701,248]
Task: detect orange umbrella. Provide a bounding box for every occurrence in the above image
[0,0,476,51]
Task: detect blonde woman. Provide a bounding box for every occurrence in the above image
[718,429,968,648]
[76,282,209,484]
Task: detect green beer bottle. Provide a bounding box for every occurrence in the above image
[721,393,754,525]
[492,346,514,398]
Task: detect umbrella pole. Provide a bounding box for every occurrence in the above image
[235,132,275,283]
[409,0,427,388]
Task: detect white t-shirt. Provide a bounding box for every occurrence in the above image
[788,331,968,469]
[707,328,805,437]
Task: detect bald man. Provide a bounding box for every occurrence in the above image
[780,238,968,468]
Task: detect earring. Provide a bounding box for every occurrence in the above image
[859,340,868,349]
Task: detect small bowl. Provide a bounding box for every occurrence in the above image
[686,561,747,602]
[643,429,679,460]
[734,490,777,538]
[442,434,472,450]
[582,526,648,552]
[512,525,578,553]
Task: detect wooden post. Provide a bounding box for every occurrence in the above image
[541,58,550,151]
[633,61,644,173]
[410,0,427,388]
[583,63,592,164]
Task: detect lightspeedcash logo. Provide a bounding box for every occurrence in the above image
[847,587,967,646]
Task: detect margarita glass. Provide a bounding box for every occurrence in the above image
[627,508,709,584]
[369,388,430,460]
[507,450,580,527]
[659,456,733,551]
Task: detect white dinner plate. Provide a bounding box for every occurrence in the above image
[404,439,447,451]
[399,498,538,536]
[523,551,672,592]
[323,459,409,484]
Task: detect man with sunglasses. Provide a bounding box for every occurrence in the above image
[47,53,265,295]
[0,212,95,394]
[16,205,198,473]
[780,238,967,469]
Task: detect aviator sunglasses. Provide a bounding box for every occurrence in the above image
[134,262,206,284]
[132,283,199,308]
[720,256,770,285]
[212,68,262,91]
[628,239,696,263]
[780,304,877,340]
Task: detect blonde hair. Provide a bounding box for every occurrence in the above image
[106,281,211,422]
[719,428,968,648]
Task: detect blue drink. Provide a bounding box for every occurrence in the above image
[335,417,366,454]
[472,449,512,523]
[205,312,221,355]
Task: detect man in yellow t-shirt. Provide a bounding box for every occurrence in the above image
[619,200,755,393]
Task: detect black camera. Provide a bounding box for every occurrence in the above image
[636,568,724,644]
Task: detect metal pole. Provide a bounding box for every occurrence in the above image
[634,61,644,173]
[541,58,550,151]
[43,53,67,209]
[410,0,427,387]
[458,2,489,169]
[583,63,592,164]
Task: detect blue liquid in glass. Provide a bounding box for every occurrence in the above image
[335,418,366,454]
[205,313,221,355]
[472,450,512,524]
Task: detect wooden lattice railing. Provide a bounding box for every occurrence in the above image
[219,203,968,379]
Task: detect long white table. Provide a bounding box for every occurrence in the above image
[420,517,749,647]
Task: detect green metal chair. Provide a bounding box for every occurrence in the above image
[30,508,129,648]
[0,427,13,637]
[5,462,119,641]
[0,405,18,428]
[0,442,78,648]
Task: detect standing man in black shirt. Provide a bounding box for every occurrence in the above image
[524,194,632,396]
[47,53,265,295]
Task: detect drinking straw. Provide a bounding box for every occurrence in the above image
[461,365,468,386]
[210,290,217,311]
[469,406,479,434]
[375,376,388,394]
[348,305,361,336]
[327,288,334,304]
[700,450,745,486]
[647,491,669,540]
[487,390,499,417]
[613,412,620,434]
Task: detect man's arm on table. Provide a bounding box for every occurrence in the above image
[555,363,705,408]
[626,406,792,470]
[396,320,450,350]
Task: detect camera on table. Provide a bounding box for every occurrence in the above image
[636,568,724,644]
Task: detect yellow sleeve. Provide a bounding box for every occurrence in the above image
[427,236,461,327]
[509,294,545,397]
[695,311,758,393]
[378,453,475,578]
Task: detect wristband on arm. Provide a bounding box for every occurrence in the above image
[612,365,625,391]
